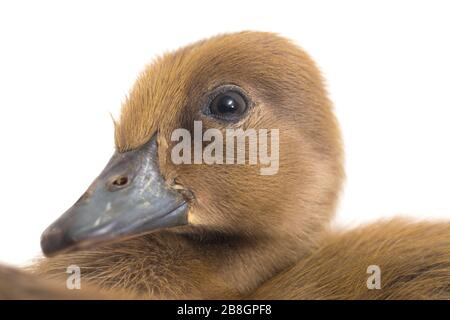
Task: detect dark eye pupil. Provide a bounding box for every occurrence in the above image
[207,88,248,121]
[217,95,238,113]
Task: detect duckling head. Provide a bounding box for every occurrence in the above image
[41,31,344,257]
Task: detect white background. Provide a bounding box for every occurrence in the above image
[1,0,449,266]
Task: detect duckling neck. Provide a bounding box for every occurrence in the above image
[143,231,313,298]
[174,231,313,298]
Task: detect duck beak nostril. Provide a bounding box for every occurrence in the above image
[107,175,130,191]
[113,176,128,186]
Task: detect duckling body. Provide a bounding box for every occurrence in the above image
[251,219,450,299]
[1,31,449,299]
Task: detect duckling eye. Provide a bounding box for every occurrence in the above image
[208,90,248,121]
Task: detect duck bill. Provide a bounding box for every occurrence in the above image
[40,135,189,257]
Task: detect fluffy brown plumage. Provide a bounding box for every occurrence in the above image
[1,31,449,299]
[251,219,450,299]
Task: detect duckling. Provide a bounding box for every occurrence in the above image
[1,31,449,299]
